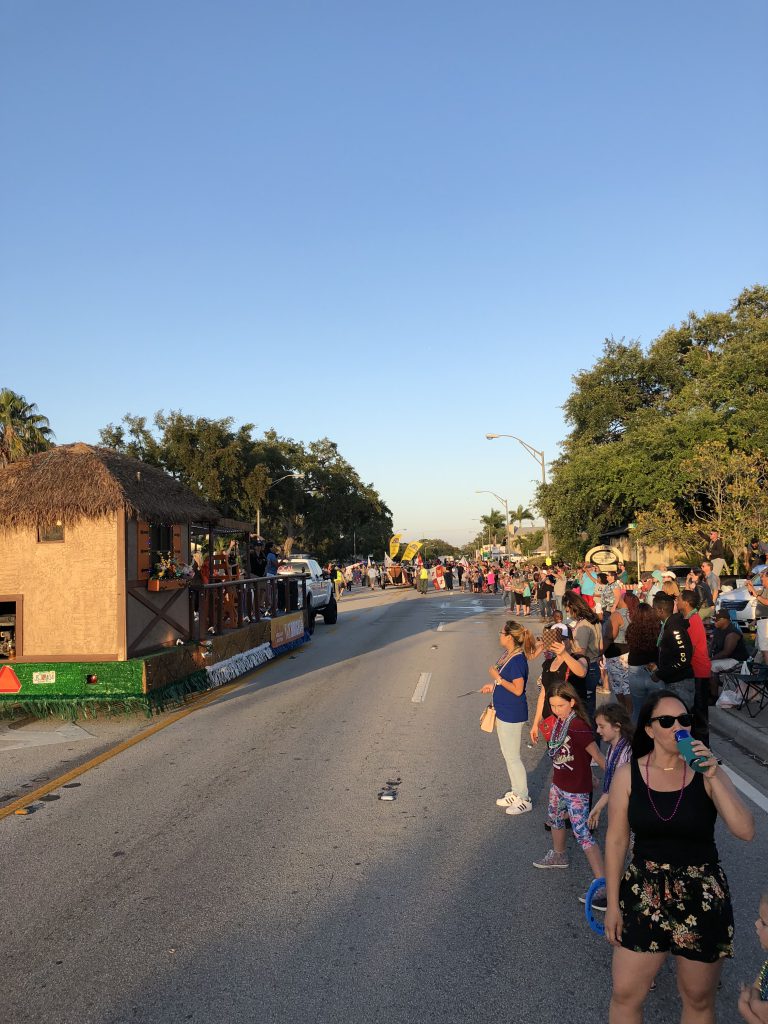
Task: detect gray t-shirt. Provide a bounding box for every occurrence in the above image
[574,619,602,662]
[706,571,720,595]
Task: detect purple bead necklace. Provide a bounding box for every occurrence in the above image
[643,754,688,822]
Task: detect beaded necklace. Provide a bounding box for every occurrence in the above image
[603,737,630,793]
[547,711,576,760]
[757,959,768,1001]
[643,753,687,822]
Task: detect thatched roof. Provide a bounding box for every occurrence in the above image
[0,443,223,531]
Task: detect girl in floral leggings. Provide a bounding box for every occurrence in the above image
[533,681,607,909]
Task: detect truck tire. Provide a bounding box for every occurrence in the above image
[322,595,338,624]
[306,598,315,635]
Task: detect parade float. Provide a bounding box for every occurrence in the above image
[0,444,309,716]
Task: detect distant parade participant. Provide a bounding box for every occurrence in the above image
[418,564,429,594]
[333,565,345,599]
[444,562,454,590]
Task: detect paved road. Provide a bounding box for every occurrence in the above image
[3,587,767,1023]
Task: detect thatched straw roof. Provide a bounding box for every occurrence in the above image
[0,443,222,531]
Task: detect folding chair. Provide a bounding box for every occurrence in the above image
[725,664,768,718]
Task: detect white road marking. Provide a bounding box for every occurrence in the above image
[411,672,432,703]
[436,622,445,631]
[721,765,768,815]
[440,602,449,608]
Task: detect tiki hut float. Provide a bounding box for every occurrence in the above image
[0,444,309,713]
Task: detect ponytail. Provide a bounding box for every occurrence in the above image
[501,619,538,657]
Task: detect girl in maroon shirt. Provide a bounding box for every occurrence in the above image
[533,681,607,909]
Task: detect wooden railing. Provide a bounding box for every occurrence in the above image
[189,574,308,641]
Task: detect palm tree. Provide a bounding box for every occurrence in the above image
[0,389,55,466]
[512,504,534,531]
[480,508,506,544]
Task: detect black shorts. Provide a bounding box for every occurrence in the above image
[522,595,531,607]
[619,859,734,963]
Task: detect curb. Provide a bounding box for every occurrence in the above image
[710,706,768,765]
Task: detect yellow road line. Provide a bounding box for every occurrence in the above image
[0,672,263,821]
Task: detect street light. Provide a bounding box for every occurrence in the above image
[256,471,304,537]
[475,490,511,557]
[486,433,550,557]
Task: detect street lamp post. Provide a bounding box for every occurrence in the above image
[486,433,550,557]
[256,471,303,537]
[475,490,511,558]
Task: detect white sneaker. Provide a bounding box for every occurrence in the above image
[496,791,517,807]
[505,796,533,816]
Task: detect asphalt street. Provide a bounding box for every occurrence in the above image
[3,586,767,1023]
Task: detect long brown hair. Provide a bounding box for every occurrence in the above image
[594,701,634,743]
[626,602,659,652]
[501,619,538,657]
[563,591,600,625]
[548,681,591,725]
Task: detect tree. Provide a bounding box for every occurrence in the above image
[517,530,544,559]
[99,414,393,564]
[636,445,768,573]
[0,389,55,466]
[512,505,534,531]
[417,539,462,559]
[479,508,506,544]
[537,284,768,558]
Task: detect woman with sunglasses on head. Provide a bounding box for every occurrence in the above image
[480,620,539,816]
[605,690,754,1023]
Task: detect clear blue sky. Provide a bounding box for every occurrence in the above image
[2,1,766,545]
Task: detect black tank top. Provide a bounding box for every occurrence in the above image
[628,756,718,865]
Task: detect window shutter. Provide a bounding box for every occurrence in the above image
[137,521,152,579]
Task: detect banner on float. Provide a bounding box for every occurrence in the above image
[389,534,402,559]
[270,611,305,649]
[402,541,422,562]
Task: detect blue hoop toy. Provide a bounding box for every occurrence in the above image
[585,877,606,935]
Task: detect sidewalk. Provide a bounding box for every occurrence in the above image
[710,701,768,766]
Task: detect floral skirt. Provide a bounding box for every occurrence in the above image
[619,859,734,962]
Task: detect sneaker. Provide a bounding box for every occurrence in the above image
[505,796,533,816]
[579,887,607,912]
[533,849,569,869]
[496,791,517,807]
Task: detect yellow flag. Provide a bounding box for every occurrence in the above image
[402,541,422,562]
[389,534,402,559]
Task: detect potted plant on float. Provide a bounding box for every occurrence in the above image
[148,551,195,591]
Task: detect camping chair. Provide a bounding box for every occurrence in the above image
[721,663,768,718]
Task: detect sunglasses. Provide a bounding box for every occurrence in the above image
[649,713,693,729]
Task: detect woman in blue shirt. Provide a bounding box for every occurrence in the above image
[481,620,539,816]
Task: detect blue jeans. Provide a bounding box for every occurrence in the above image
[572,661,600,737]
[627,668,695,721]
[628,664,662,722]
[665,677,695,711]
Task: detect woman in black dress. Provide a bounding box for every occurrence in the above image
[605,690,754,1023]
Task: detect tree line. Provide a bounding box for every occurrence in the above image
[536,284,768,569]
[0,396,393,564]
[99,413,393,564]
